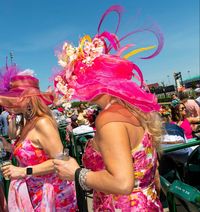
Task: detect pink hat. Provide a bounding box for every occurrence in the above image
[0,65,54,108]
[54,5,164,112]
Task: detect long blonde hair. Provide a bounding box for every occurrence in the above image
[117,98,163,153]
[29,96,57,127]
[18,96,57,141]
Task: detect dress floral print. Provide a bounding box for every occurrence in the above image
[8,139,77,212]
[82,133,163,212]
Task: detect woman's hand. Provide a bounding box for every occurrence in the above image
[1,164,26,179]
[53,157,80,181]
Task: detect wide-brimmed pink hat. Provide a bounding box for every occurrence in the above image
[0,65,54,108]
[54,5,164,112]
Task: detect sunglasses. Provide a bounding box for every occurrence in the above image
[179,107,186,111]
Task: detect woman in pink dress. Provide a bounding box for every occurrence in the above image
[54,5,164,211]
[171,103,200,139]
[0,66,77,211]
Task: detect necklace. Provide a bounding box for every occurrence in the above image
[104,99,117,110]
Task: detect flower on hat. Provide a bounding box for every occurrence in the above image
[57,37,104,72]
[58,43,78,70]
[54,36,105,101]
[82,38,104,67]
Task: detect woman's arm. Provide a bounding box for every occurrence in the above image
[85,122,134,194]
[2,117,64,178]
[1,159,55,179]
[187,116,200,124]
[55,121,135,195]
[30,117,64,175]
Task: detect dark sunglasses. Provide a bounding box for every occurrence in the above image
[179,107,186,111]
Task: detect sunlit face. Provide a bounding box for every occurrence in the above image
[178,104,186,116]
[5,106,24,115]
[172,94,176,99]
[5,100,28,115]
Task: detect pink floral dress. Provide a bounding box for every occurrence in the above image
[82,133,163,212]
[8,139,77,212]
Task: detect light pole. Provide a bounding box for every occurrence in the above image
[187,70,191,79]
[167,75,170,85]
[5,56,8,70]
[161,81,166,98]
[10,51,13,65]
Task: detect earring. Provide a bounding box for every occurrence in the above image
[25,104,34,120]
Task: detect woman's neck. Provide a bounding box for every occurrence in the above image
[104,99,117,110]
[92,95,117,110]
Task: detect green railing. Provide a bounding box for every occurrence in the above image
[160,176,200,212]
[70,131,95,166]
[162,138,200,153]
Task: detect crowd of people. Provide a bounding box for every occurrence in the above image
[159,92,200,164]
[0,4,199,212]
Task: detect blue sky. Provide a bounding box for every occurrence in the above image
[0,0,199,91]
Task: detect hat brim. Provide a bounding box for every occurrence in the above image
[0,88,54,108]
[72,55,159,112]
[73,80,160,112]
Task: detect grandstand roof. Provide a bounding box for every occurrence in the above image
[183,75,200,83]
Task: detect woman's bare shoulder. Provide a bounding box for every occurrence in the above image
[35,116,54,129]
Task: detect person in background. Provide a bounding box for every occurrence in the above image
[65,109,77,143]
[194,87,200,106]
[0,110,3,135]
[0,108,9,136]
[159,109,192,163]
[0,135,9,212]
[51,106,62,119]
[171,103,200,139]
[179,92,200,117]
[53,5,164,211]
[0,66,77,211]
[171,93,180,108]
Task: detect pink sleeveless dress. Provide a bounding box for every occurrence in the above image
[82,133,163,212]
[171,118,193,139]
[8,139,77,212]
[179,119,193,139]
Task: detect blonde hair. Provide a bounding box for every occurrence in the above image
[29,95,57,128]
[18,96,57,141]
[117,98,163,153]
